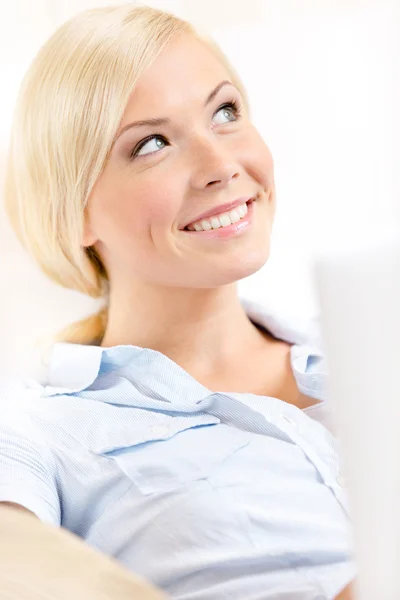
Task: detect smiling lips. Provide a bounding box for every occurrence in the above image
[185,200,251,231]
[182,196,255,231]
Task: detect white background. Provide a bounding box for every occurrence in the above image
[0,0,398,380]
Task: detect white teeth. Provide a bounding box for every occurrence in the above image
[199,219,212,231]
[219,212,233,227]
[228,210,239,223]
[237,203,248,218]
[186,201,249,231]
[210,216,221,229]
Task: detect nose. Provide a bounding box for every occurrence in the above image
[189,136,240,191]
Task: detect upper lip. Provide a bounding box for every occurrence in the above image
[180,196,256,229]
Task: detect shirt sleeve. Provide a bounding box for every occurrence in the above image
[0,395,61,526]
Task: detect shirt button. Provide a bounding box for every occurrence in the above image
[337,473,346,487]
[281,414,296,425]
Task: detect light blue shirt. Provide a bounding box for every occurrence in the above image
[0,296,355,599]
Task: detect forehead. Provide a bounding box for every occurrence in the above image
[123,33,230,117]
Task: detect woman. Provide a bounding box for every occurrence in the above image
[1,4,355,599]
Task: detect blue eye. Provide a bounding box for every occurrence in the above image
[131,135,168,159]
[129,99,242,160]
[213,99,242,125]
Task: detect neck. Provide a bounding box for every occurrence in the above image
[100,283,273,376]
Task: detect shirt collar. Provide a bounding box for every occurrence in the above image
[41,296,326,400]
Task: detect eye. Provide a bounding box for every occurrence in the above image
[130,135,168,159]
[213,99,243,125]
[129,99,243,160]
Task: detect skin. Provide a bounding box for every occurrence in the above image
[2,36,356,598]
[335,583,355,600]
[82,32,278,383]
[81,34,355,596]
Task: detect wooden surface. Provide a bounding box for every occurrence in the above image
[0,504,166,599]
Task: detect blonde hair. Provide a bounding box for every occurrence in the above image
[3,3,250,353]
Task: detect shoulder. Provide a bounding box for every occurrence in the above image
[0,377,42,414]
[0,377,62,525]
[0,375,121,460]
[0,377,52,442]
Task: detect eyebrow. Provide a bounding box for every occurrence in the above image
[113,80,236,144]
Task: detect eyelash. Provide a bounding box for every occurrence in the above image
[129,98,243,160]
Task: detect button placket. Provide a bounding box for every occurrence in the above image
[273,417,349,516]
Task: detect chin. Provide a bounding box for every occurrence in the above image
[209,248,271,287]
[234,250,271,279]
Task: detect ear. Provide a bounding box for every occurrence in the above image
[82,224,98,248]
[82,208,98,248]
[82,232,98,249]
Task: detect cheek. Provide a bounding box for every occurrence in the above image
[100,179,180,236]
[242,128,274,187]
[143,189,180,225]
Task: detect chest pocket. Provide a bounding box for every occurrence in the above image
[91,411,251,495]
